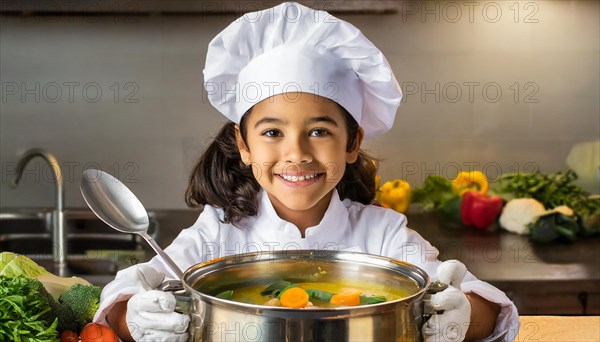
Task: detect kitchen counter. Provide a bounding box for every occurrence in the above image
[95,208,600,314]
[516,316,600,341]
[405,212,600,315]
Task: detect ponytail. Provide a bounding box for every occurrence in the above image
[185,119,260,225]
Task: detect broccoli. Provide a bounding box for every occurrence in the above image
[59,283,101,331]
[28,277,78,332]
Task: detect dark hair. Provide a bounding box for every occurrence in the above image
[185,106,378,226]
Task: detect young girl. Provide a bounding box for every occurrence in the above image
[94,2,519,341]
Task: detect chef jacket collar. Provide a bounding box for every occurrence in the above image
[255,189,351,243]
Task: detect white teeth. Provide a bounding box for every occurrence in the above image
[282,174,317,182]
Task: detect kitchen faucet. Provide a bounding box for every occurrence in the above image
[11,148,67,275]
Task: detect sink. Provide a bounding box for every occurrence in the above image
[31,255,120,276]
[0,208,51,233]
[0,232,141,255]
[0,208,156,284]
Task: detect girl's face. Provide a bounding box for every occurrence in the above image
[235,93,363,221]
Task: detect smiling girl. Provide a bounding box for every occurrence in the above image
[187,93,371,237]
[94,3,519,341]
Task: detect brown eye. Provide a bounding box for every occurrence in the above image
[262,129,282,137]
[309,128,329,137]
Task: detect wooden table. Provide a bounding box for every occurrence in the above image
[516,316,600,341]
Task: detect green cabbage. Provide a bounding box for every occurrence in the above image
[0,252,90,299]
[0,252,48,277]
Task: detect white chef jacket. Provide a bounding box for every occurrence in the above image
[94,189,520,341]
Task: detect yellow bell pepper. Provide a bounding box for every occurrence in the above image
[451,171,489,195]
[376,179,411,213]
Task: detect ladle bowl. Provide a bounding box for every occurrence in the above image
[80,169,183,279]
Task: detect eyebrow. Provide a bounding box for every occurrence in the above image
[253,115,339,129]
[254,117,286,128]
[306,116,339,127]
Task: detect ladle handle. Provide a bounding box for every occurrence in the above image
[140,231,184,279]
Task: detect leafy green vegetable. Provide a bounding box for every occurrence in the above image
[58,283,101,331]
[436,195,463,223]
[529,212,581,243]
[412,176,462,223]
[306,289,387,305]
[498,170,600,239]
[0,275,59,342]
[260,280,295,297]
[0,252,48,277]
[306,289,333,302]
[359,295,387,305]
[497,170,594,215]
[411,176,456,211]
[215,290,234,300]
[0,252,90,299]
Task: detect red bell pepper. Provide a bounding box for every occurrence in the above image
[460,191,503,229]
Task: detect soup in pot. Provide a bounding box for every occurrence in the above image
[214,278,420,309]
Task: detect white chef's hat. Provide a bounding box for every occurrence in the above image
[203,2,402,138]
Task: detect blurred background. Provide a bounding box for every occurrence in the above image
[1,1,599,320]
[1,0,598,209]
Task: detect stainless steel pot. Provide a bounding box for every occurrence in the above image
[173,250,444,342]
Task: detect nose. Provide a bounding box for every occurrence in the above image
[283,136,313,164]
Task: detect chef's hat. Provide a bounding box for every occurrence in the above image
[203,2,402,138]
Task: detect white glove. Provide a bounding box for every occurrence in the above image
[94,264,166,324]
[126,290,190,341]
[423,260,471,342]
[132,264,165,290]
[123,264,190,341]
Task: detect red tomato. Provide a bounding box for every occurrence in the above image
[59,330,79,342]
[80,323,119,342]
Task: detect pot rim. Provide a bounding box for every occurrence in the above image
[182,250,431,315]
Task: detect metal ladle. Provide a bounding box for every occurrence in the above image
[79,169,183,279]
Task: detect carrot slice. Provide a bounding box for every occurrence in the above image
[280,287,309,308]
[330,291,361,306]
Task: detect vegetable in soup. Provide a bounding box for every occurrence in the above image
[215,279,419,309]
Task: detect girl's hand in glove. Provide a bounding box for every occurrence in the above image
[423,285,471,342]
[126,290,190,342]
[422,260,471,342]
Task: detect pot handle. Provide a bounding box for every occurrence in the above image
[160,280,191,315]
[422,260,467,319]
[422,281,448,319]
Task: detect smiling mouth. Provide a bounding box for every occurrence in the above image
[277,173,323,183]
